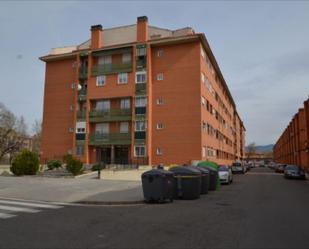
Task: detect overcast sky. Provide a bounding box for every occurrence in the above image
[0,1,308,145]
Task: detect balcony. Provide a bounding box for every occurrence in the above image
[79,67,88,80]
[91,63,132,76]
[135,83,146,95]
[89,108,132,122]
[89,133,131,145]
[76,110,86,121]
[78,89,87,101]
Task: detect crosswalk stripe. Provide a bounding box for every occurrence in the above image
[0,213,17,219]
[0,200,62,209]
[0,204,40,213]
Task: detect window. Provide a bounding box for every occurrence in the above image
[201,73,205,83]
[71,83,75,89]
[96,100,110,111]
[70,105,74,111]
[76,145,84,156]
[135,96,147,107]
[136,71,146,84]
[135,145,146,157]
[157,73,163,81]
[201,96,206,106]
[202,146,206,157]
[156,123,164,130]
[201,47,205,58]
[135,121,146,131]
[118,73,128,84]
[120,99,130,109]
[77,128,85,133]
[98,55,111,65]
[96,75,106,86]
[122,53,131,64]
[156,148,163,155]
[156,97,164,105]
[136,47,146,56]
[120,122,129,133]
[95,123,109,134]
[157,49,163,57]
[69,128,74,133]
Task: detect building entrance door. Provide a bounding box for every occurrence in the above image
[97,147,111,164]
[115,146,129,164]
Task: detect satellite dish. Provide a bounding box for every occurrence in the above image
[78,84,82,90]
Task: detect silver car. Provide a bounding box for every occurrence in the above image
[218,165,233,184]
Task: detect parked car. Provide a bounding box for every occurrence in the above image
[275,164,286,173]
[284,165,306,180]
[218,165,233,184]
[231,162,245,174]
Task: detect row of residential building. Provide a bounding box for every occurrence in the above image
[273,97,309,172]
[40,16,245,166]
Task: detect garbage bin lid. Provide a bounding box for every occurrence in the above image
[142,169,174,178]
[195,166,210,174]
[198,165,217,172]
[169,166,201,176]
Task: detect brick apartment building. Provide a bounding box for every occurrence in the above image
[40,16,245,166]
[273,97,309,172]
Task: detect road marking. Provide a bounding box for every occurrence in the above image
[0,213,17,219]
[0,204,40,213]
[0,200,62,209]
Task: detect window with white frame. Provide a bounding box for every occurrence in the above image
[95,123,109,134]
[157,49,163,57]
[135,96,147,107]
[136,71,146,84]
[96,75,106,86]
[98,55,111,65]
[156,148,163,155]
[120,98,130,109]
[122,53,131,64]
[201,73,205,83]
[202,146,206,157]
[156,123,164,130]
[201,96,206,106]
[96,100,110,111]
[135,121,146,131]
[201,47,205,58]
[120,122,129,133]
[118,73,128,84]
[69,128,74,133]
[156,97,164,105]
[134,145,146,157]
[157,73,164,81]
[76,145,84,156]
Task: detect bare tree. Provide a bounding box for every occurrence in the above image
[246,142,256,160]
[32,119,42,154]
[0,103,28,162]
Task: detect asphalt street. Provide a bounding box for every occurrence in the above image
[1,167,309,249]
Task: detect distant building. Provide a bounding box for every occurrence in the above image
[273,97,309,171]
[39,16,245,166]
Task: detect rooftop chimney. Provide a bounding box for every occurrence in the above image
[90,24,102,49]
[136,16,148,42]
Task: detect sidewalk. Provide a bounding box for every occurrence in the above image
[0,176,144,205]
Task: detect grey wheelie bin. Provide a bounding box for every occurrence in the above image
[191,166,209,194]
[203,166,218,191]
[141,169,174,203]
[169,166,201,200]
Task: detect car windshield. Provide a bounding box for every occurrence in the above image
[219,166,229,171]
[286,165,298,170]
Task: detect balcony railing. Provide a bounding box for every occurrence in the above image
[76,110,86,120]
[79,67,88,79]
[91,63,132,76]
[135,83,146,95]
[78,89,87,101]
[89,133,131,145]
[89,108,132,122]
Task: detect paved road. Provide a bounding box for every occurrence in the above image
[1,167,309,249]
